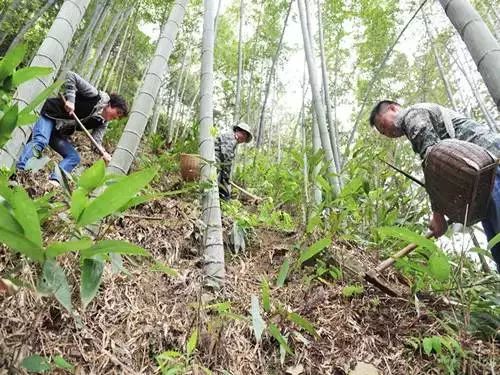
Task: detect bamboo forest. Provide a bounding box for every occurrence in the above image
[1,0,500,373]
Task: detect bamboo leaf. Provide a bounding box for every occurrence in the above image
[0,203,23,234]
[298,238,331,265]
[45,239,93,258]
[78,159,105,191]
[0,184,42,247]
[287,311,318,337]
[186,328,198,356]
[276,257,290,287]
[268,323,293,355]
[21,354,51,373]
[0,228,44,262]
[53,355,74,370]
[261,278,271,312]
[422,337,433,355]
[378,226,438,252]
[12,66,52,86]
[70,188,88,221]
[250,294,266,342]
[38,259,72,313]
[487,233,500,250]
[80,240,149,259]
[428,253,450,282]
[431,336,442,354]
[77,167,157,226]
[0,44,26,82]
[150,262,179,277]
[80,258,105,309]
[0,104,18,147]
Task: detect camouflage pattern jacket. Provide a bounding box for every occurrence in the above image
[215,132,238,180]
[395,103,500,159]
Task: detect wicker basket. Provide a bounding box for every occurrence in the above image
[180,153,200,182]
[423,139,498,225]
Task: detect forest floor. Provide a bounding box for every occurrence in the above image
[0,142,498,375]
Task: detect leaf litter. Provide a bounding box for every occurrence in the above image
[0,141,498,374]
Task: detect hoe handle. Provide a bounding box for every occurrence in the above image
[375,231,433,273]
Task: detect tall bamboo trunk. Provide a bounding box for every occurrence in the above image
[93,9,132,87]
[0,0,23,46]
[439,0,500,110]
[62,0,108,73]
[199,0,225,288]
[233,0,244,123]
[297,0,340,194]
[115,25,134,92]
[149,83,165,134]
[422,9,458,111]
[107,0,188,175]
[301,101,310,226]
[255,0,292,148]
[167,47,190,142]
[179,90,199,140]
[7,0,58,52]
[446,40,499,129]
[311,110,322,206]
[0,0,91,169]
[316,0,342,182]
[77,1,111,72]
[172,67,190,143]
[84,10,122,81]
[103,9,135,91]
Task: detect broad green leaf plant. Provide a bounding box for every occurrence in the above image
[0,159,157,313]
[0,44,62,147]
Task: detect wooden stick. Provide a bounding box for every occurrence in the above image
[375,231,433,272]
[229,181,263,201]
[59,94,107,157]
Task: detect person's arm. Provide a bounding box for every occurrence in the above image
[402,109,441,159]
[64,71,99,105]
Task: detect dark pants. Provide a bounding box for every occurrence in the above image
[218,171,231,200]
[482,167,500,270]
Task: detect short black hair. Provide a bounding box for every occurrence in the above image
[109,93,128,117]
[369,100,400,127]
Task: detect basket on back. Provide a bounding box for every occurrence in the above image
[423,139,498,226]
[180,153,200,182]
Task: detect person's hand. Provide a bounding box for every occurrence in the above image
[428,211,448,237]
[102,151,112,163]
[64,101,75,115]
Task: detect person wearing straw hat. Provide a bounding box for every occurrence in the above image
[370,100,500,271]
[16,71,128,184]
[214,123,253,200]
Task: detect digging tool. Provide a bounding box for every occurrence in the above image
[229,181,263,202]
[364,230,433,297]
[59,94,108,158]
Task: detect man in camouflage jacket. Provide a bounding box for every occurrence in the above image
[17,71,128,183]
[370,100,500,270]
[215,123,253,200]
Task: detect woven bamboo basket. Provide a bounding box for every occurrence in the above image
[423,139,498,225]
[180,153,200,182]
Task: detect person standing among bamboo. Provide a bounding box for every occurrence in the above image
[215,123,252,200]
[16,71,128,184]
